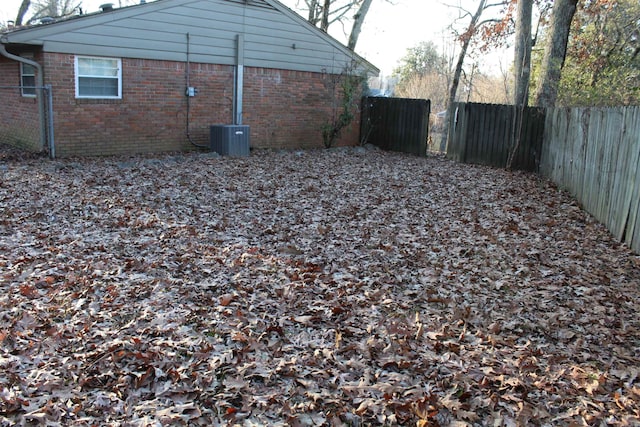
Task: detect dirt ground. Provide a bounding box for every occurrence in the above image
[1,146,639,426]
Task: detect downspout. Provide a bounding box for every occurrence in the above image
[233,34,244,125]
[0,41,49,156]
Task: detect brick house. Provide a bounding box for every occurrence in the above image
[0,0,378,157]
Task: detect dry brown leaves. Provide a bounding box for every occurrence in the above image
[0,147,639,426]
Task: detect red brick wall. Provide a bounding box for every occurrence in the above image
[0,55,44,151]
[42,54,233,156]
[37,53,360,157]
[243,67,360,150]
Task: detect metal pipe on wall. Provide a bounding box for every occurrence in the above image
[234,34,244,125]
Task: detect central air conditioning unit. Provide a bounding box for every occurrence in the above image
[209,125,250,156]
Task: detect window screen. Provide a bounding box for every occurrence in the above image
[21,61,36,97]
[75,56,122,99]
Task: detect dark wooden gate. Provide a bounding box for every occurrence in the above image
[446,102,546,171]
[360,97,430,156]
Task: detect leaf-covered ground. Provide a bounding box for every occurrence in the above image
[1,147,639,426]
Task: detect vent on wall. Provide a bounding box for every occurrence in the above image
[210,125,250,156]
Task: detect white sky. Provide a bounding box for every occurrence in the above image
[0,0,511,75]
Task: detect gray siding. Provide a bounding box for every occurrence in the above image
[2,0,376,75]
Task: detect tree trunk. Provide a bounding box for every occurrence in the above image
[507,0,533,170]
[532,0,578,108]
[514,0,533,106]
[443,0,486,151]
[347,0,373,50]
[15,0,31,25]
[321,0,331,31]
[306,0,320,25]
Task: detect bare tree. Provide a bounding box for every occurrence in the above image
[305,0,320,23]
[532,0,578,107]
[513,0,533,106]
[297,0,358,32]
[14,0,140,24]
[15,0,31,25]
[302,0,324,27]
[395,72,449,111]
[20,0,82,23]
[321,0,331,31]
[293,0,380,49]
[468,73,510,104]
[507,0,533,170]
[443,0,505,150]
[347,0,373,49]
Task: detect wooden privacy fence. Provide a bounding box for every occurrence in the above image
[446,102,546,171]
[540,106,640,253]
[360,97,430,156]
[363,99,639,253]
[443,102,640,253]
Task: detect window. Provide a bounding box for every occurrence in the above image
[20,58,36,97]
[75,56,121,99]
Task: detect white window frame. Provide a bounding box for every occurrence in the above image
[75,55,122,99]
[20,53,36,97]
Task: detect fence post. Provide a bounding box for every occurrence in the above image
[34,86,46,153]
[45,85,55,159]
